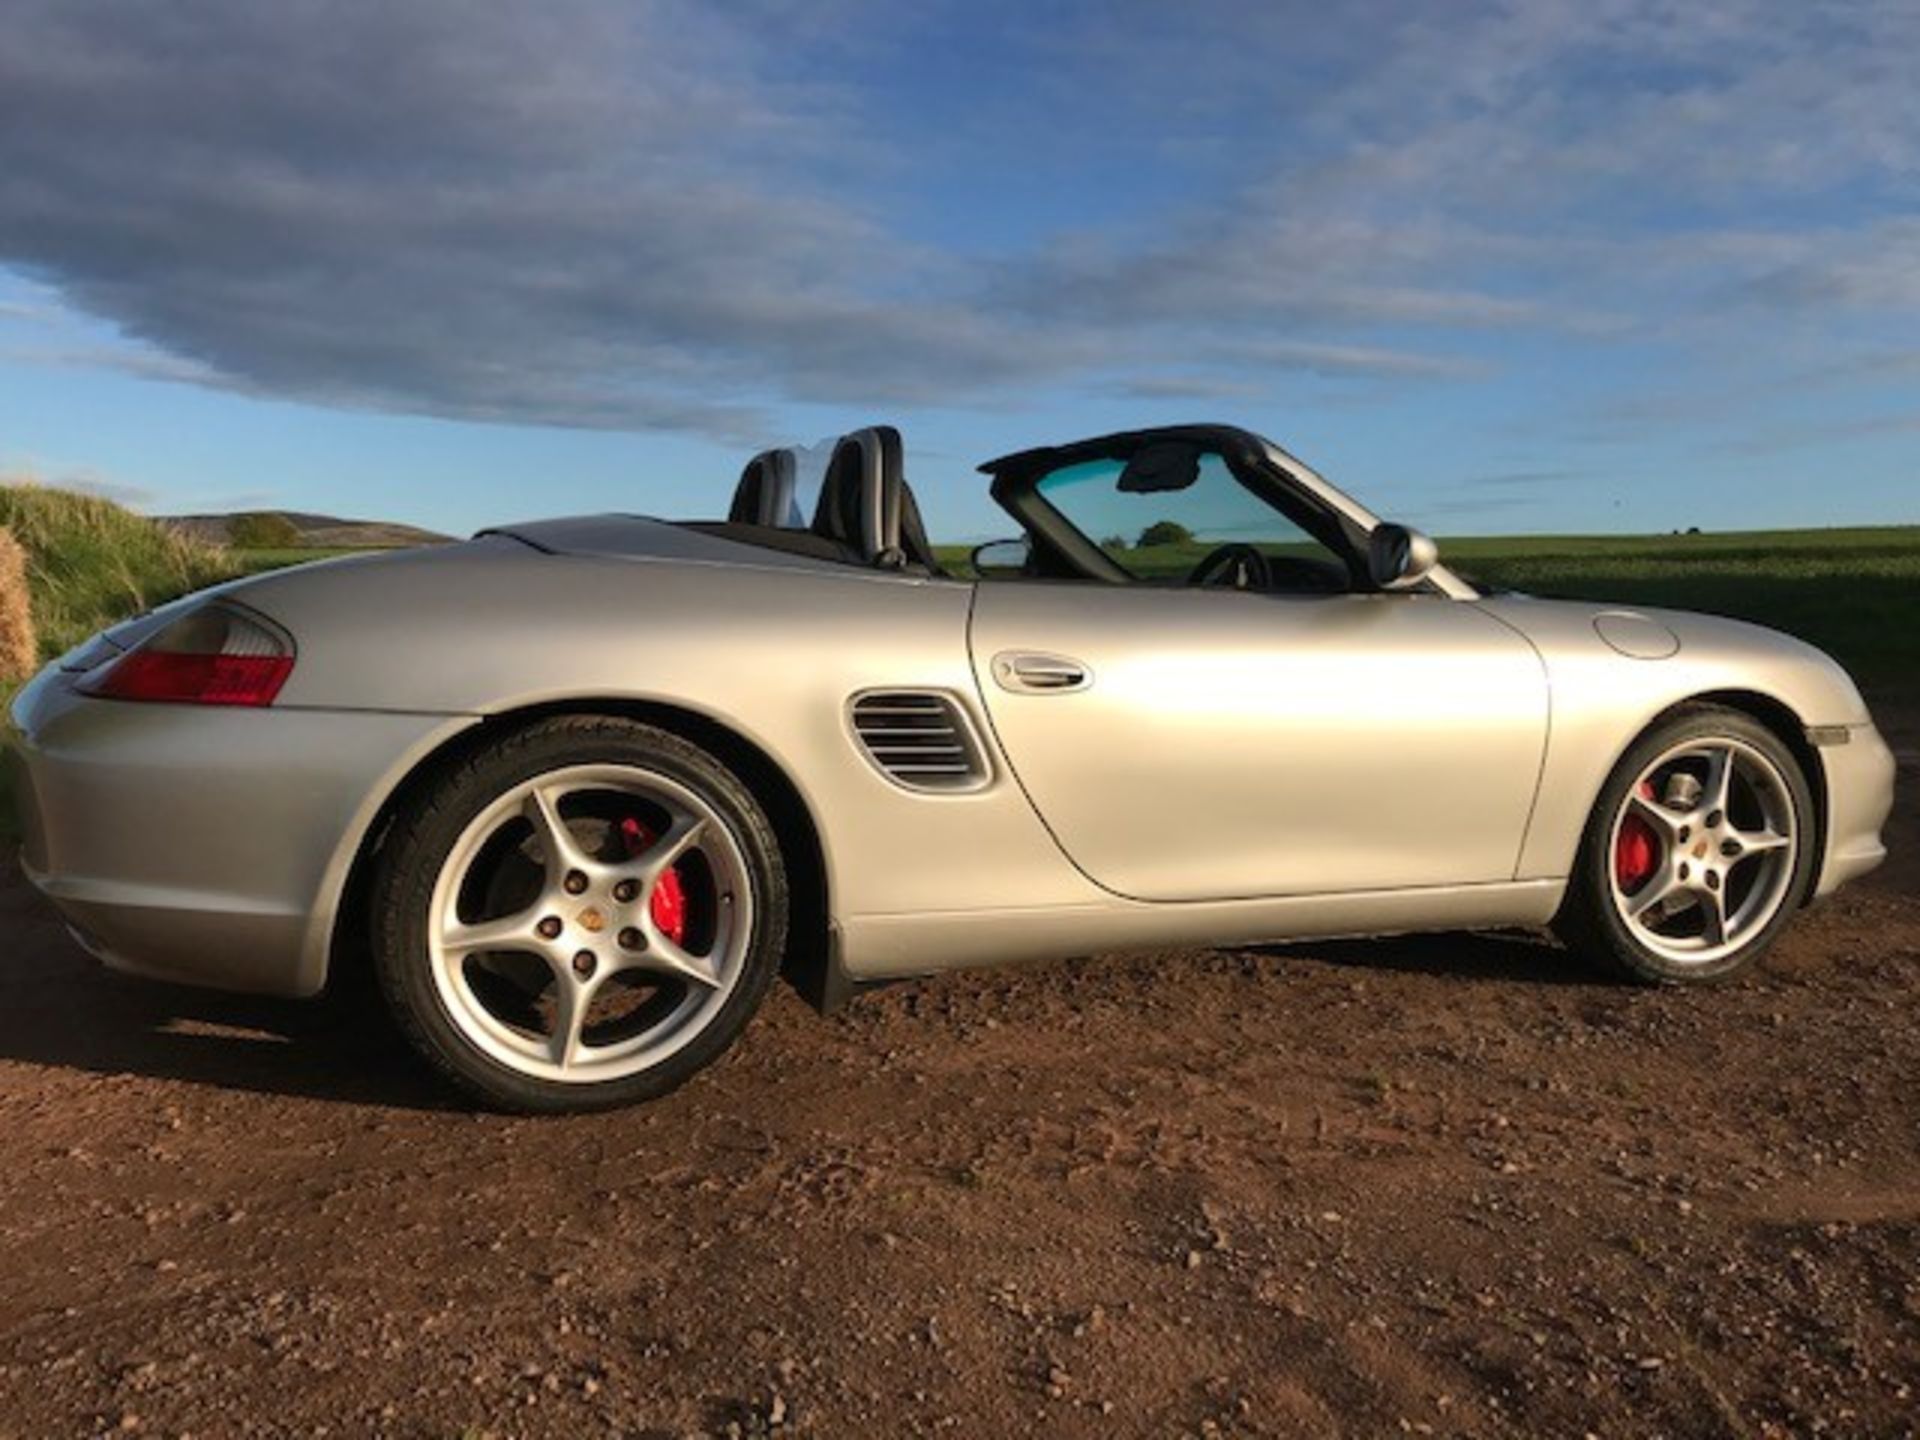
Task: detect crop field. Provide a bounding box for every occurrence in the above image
[1441,525,1920,698]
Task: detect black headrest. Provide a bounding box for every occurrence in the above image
[810,426,908,568]
[810,427,942,573]
[895,476,938,574]
[729,448,799,527]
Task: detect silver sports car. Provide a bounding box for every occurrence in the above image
[8,424,1896,1110]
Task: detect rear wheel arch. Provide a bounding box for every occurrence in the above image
[326,698,834,1010]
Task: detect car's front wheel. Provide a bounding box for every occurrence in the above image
[373,716,787,1111]
[1556,705,1815,984]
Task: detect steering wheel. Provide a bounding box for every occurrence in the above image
[1187,543,1273,590]
[1262,554,1348,594]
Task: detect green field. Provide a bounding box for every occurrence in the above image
[6,504,1916,846]
[229,546,372,570]
[1438,526,1918,697]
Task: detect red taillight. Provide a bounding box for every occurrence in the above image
[82,604,295,707]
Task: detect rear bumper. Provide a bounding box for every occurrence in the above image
[9,665,470,997]
[1814,720,1896,897]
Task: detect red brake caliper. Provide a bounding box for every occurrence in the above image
[1614,781,1660,892]
[619,816,688,945]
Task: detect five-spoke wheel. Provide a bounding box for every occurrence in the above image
[1558,705,1814,983]
[1608,737,1798,963]
[374,718,786,1111]
[429,764,752,1081]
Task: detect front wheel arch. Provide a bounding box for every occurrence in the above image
[1552,698,1821,980]
[326,698,834,1011]
[1689,690,1828,903]
[1545,688,1828,912]
[1606,690,1828,907]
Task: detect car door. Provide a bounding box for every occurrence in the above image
[968,583,1548,902]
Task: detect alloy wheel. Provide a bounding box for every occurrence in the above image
[1607,736,1799,965]
[426,763,754,1082]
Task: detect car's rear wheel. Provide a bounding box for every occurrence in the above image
[1556,705,1814,984]
[373,716,787,1111]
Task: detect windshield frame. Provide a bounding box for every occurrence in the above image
[981,424,1478,598]
[1030,449,1362,587]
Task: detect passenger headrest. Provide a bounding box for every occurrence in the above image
[812,426,900,565]
[728,448,800,527]
[895,474,938,575]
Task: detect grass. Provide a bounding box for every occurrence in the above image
[230,545,376,569]
[0,487,368,844]
[0,484,243,663]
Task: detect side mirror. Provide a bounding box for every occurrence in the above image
[1367,523,1439,591]
[969,537,1031,579]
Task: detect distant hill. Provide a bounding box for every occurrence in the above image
[162,510,453,549]
[2,485,240,664]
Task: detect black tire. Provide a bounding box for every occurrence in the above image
[372,716,788,1112]
[1554,704,1816,984]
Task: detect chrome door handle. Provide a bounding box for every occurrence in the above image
[992,651,1092,693]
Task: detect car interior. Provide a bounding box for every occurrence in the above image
[687,423,1376,594]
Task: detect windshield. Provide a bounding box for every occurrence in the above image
[1034,451,1348,584]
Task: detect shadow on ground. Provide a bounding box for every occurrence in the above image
[0,865,448,1108]
[0,965,450,1109]
[1255,926,1600,985]
[2,848,1601,1107]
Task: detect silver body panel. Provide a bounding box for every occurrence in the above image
[13,670,464,994]
[969,584,1547,900]
[8,517,1894,999]
[1474,595,1888,895]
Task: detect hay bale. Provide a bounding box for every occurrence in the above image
[0,526,37,681]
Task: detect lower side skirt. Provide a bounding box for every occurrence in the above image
[837,878,1567,983]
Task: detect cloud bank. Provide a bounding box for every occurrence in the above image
[1,0,1914,445]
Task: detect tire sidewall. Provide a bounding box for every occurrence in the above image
[1577,707,1815,983]
[374,718,787,1111]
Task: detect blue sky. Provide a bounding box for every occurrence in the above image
[1,0,1915,542]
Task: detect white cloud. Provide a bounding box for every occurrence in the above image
[0,0,1913,443]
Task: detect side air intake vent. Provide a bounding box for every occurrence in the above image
[849,691,990,792]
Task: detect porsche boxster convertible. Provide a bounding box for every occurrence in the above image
[8,424,1895,1110]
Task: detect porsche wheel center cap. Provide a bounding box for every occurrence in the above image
[576,907,607,934]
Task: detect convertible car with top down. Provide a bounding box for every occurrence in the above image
[8,424,1895,1110]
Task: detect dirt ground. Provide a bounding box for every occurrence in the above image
[1,710,1915,1440]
